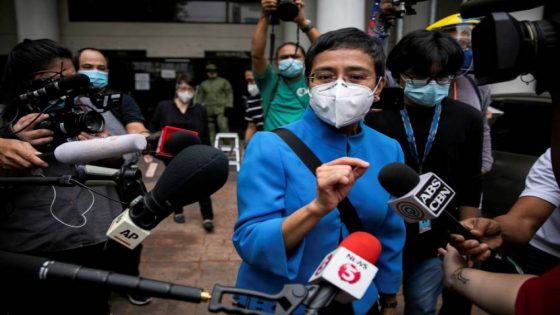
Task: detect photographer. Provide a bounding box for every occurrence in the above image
[252,0,319,131]
[0,38,123,314]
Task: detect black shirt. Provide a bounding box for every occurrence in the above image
[110,94,145,125]
[149,99,210,145]
[243,94,264,131]
[365,97,483,260]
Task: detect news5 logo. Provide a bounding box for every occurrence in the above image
[338,263,361,284]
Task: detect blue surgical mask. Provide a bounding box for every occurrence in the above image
[404,81,450,107]
[278,58,304,78]
[79,70,108,89]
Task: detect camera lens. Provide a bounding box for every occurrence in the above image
[277,0,299,21]
[80,111,105,134]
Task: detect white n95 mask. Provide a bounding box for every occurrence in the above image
[310,79,378,128]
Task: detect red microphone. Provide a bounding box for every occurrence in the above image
[306,232,382,312]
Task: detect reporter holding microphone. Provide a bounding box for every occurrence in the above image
[0,39,123,314]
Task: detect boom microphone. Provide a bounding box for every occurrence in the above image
[0,250,211,303]
[306,232,382,313]
[48,134,147,164]
[19,74,90,101]
[107,144,229,249]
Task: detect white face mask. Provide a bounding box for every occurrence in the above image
[247,83,259,97]
[177,91,194,103]
[310,79,380,129]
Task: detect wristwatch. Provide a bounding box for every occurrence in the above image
[300,19,314,33]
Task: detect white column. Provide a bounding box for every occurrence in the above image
[316,0,366,33]
[15,0,60,42]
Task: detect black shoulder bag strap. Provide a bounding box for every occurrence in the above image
[273,128,364,233]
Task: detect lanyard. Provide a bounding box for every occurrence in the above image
[400,103,442,174]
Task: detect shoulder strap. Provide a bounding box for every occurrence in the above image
[273,128,364,233]
[464,75,484,111]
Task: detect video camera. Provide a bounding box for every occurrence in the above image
[19,73,123,146]
[389,0,429,17]
[460,0,560,93]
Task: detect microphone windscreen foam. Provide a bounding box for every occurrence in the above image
[378,162,420,198]
[151,144,229,208]
[162,131,200,156]
[54,134,147,164]
[339,232,382,264]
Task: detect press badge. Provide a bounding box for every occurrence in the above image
[418,219,432,233]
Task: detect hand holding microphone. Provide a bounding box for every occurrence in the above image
[449,217,504,263]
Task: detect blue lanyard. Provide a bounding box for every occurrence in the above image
[400,103,442,174]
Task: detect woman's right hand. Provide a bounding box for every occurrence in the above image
[310,157,370,217]
[12,113,54,147]
[0,138,48,173]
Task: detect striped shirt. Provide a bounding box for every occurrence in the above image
[244,95,264,131]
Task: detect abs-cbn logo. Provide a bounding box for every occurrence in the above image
[338,263,361,284]
[415,174,454,217]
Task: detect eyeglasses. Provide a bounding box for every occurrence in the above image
[309,70,373,85]
[401,73,454,86]
[32,61,65,82]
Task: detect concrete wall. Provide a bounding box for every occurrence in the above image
[58,0,260,58]
[0,0,18,54]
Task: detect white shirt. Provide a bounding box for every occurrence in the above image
[520,148,560,257]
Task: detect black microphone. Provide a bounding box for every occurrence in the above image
[107,144,229,249]
[0,250,211,303]
[378,162,524,273]
[378,162,471,237]
[162,131,201,156]
[460,0,544,18]
[19,74,90,101]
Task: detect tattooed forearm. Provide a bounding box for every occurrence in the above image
[453,267,470,285]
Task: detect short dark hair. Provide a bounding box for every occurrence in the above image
[1,38,73,107]
[304,27,386,79]
[176,73,193,86]
[387,29,463,80]
[73,47,109,70]
[275,42,306,60]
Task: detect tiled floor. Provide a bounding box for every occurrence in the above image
[110,159,489,315]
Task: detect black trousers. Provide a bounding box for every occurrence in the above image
[173,195,214,220]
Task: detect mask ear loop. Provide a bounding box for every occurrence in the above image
[372,76,383,102]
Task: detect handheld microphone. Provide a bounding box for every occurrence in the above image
[161,130,201,157]
[378,162,456,224]
[19,74,90,101]
[107,144,229,249]
[378,162,475,238]
[44,134,147,164]
[306,232,382,313]
[0,250,211,304]
[156,126,200,157]
[378,162,524,273]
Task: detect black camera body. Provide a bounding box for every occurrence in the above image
[270,0,299,25]
[37,100,105,138]
[25,75,123,147]
[460,0,560,93]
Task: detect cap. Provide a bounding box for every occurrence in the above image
[205,64,217,71]
[426,13,480,31]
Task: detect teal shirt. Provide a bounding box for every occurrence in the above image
[255,65,309,131]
